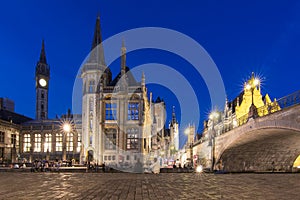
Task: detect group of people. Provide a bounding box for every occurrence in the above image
[30,160,63,172]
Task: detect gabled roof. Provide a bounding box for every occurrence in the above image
[108,66,140,86]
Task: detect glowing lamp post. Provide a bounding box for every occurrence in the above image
[62,122,71,161]
[245,72,260,118]
[63,123,71,133]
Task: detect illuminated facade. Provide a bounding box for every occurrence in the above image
[81,16,156,166]
[1,16,166,166]
[0,109,31,163]
[17,41,82,163]
[202,72,281,140]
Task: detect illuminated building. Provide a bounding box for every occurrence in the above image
[81,16,157,167]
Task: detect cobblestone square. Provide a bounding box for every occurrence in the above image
[0,172,299,199]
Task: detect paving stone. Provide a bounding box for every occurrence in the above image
[0,173,299,199]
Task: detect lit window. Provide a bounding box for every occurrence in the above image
[128,103,139,120]
[126,128,139,150]
[23,134,31,152]
[0,131,4,143]
[105,103,117,120]
[44,133,52,152]
[34,134,41,152]
[77,132,81,153]
[56,133,63,151]
[66,133,73,151]
[105,129,116,150]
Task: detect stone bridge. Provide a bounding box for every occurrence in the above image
[193,104,300,172]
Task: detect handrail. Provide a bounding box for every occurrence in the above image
[277,90,300,109]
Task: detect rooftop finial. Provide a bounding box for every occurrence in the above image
[172,106,176,123]
[39,39,47,64]
[121,39,126,75]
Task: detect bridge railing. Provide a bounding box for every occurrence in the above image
[276,90,300,109]
[195,90,300,144]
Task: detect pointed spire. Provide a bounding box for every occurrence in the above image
[141,71,145,86]
[91,15,103,50]
[39,39,47,64]
[172,106,176,123]
[121,39,126,76]
[89,15,105,66]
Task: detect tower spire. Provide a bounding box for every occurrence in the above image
[172,106,176,123]
[39,39,47,64]
[121,39,126,76]
[91,15,102,50]
[89,15,105,66]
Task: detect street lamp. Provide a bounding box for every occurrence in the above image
[61,122,72,162]
[245,72,260,118]
[63,123,71,133]
[209,111,219,172]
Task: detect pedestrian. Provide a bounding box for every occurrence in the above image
[102,162,106,173]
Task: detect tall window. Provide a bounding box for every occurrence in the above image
[23,134,31,152]
[11,134,16,146]
[126,128,139,150]
[105,103,117,120]
[0,131,4,143]
[77,132,81,153]
[128,103,139,120]
[89,80,95,93]
[66,133,73,151]
[56,133,63,151]
[44,133,52,152]
[105,129,116,150]
[34,134,41,152]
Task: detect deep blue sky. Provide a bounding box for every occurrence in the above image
[1,1,300,141]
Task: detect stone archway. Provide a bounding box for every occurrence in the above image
[218,128,300,172]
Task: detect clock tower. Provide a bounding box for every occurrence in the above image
[35,40,50,120]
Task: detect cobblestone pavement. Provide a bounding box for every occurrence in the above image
[0,172,299,200]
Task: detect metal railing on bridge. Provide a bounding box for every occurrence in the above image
[195,90,300,145]
[277,90,300,109]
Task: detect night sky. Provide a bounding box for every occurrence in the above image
[1,1,300,145]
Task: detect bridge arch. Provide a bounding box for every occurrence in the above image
[217,127,300,172]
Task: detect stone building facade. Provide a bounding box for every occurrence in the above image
[80,16,161,169]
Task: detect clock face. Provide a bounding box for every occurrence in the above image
[39,78,47,87]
